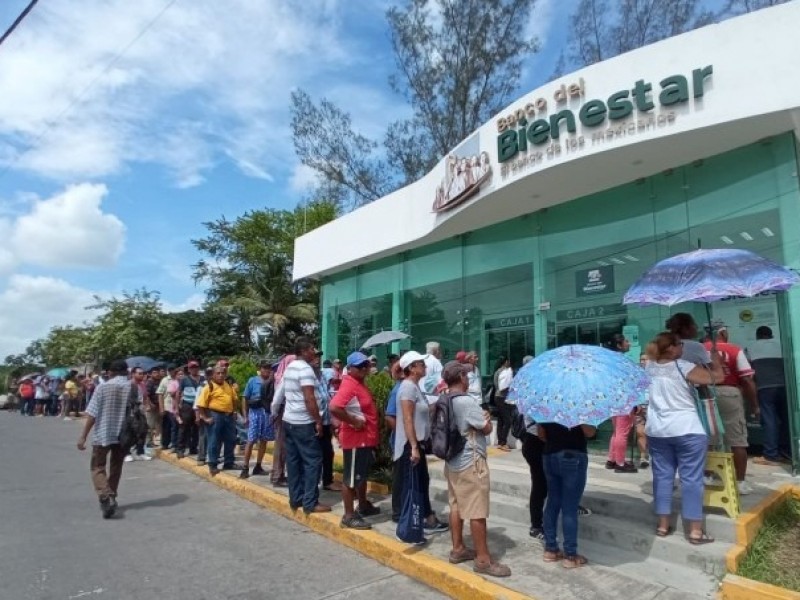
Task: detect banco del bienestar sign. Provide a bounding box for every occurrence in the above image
[496,65,713,163]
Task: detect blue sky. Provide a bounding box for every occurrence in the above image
[0,0,734,357]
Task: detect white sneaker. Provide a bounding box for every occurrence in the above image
[63,417,72,421]
[139,454,152,461]
[124,455,134,463]
[737,480,754,495]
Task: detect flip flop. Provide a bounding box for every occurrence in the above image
[688,532,715,545]
[655,526,674,537]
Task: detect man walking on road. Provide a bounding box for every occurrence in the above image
[77,359,137,519]
[282,337,330,514]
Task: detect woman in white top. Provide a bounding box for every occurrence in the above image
[645,332,723,544]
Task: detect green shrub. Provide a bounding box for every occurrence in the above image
[365,372,396,484]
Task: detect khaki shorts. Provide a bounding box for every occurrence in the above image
[445,456,490,520]
[713,386,748,448]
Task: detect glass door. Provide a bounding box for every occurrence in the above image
[485,327,535,371]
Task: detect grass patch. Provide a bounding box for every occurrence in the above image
[738,497,800,591]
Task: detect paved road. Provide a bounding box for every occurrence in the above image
[0,412,446,600]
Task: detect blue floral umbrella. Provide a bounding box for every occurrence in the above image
[623,248,800,306]
[47,367,71,378]
[508,345,650,429]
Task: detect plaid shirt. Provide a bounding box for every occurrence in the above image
[86,376,136,447]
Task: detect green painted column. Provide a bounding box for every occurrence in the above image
[532,211,549,357]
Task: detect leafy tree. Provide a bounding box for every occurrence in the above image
[38,326,95,367]
[87,289,167,361]
[153,309,244,365]
[721,0,789,14]
[192,201,337,354]
[554,0,715,75]
[291,0,540,209]
[555,0,789,77]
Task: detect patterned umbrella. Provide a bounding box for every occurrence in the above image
[360,330,410,349]
[623,248,800,306]
[508,345,650,428]
[47,367,71,378]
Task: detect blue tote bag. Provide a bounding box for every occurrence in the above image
[396,464,425,544]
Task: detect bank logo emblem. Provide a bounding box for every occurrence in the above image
[432,145,492,213]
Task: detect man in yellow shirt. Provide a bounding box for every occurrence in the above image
[196,367,240,476]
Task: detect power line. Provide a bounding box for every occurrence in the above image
[0,0,179,182]
[0,0,40,49]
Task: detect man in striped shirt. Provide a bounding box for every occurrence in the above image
[77,359,136,519]
[282,337,331,515]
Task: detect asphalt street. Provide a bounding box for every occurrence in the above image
[0,412,446,600]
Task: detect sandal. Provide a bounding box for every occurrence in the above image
[448,547,476,564]
[655,526,674,537]
[562,554,588,569]
[543,550,564,562]
[473,561,511,578]
[688,532,715,545]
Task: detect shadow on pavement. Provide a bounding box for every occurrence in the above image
[119,493,189,513]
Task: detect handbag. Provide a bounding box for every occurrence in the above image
[396,463,425,544]
[119,383,148,452]
[674,361,725,439]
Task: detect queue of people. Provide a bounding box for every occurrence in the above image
[70,319,789,575]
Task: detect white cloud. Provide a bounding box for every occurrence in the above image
[0,275,99,358]
[0,0,366,187]
[10,183,125,268]
[289,163,319,193]
[162,292,205,313]
[526,0,559,49]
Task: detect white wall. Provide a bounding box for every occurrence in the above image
[294,2,800,281]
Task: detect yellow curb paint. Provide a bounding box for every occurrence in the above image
[719,484,800,599]
[331,471,390,495]
[726,484,795,572]
[720,574,800,600]
[157,451,535,600]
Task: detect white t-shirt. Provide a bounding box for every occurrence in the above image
[393,379,433,461]
[497,367,514,404]
[420,354,443,397]
[645,359,706,438]
[281,359,318,425]
[467,367,482,403]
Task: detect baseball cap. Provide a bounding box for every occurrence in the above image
[399,351,428,370]
[346,351,371,368]
[455,350,467,363]
[187,360,199,368]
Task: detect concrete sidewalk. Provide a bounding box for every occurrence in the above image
[156,444,796,600]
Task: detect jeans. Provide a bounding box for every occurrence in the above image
[608,414,633,465]
[270,418,286,483]
[284,422,322,512]
[759,386,791,461]
[319,424,335,487]
[522,433,547,529]
[648,434,706,521]
[162,412,178,449]
[206,411,236,468]
[543,450,588,557]
[392,443,434,521]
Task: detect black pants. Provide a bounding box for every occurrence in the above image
[392,443,434,522]
[177,402,198,454]
[522,432,547,529]
[318,424,335,487]
[496,401,515,446]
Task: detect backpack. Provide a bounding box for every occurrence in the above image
[511,408,527,440]
[431,392,467,461]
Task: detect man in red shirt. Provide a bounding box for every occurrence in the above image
[703,325,758,495]
[330,351,381,529]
